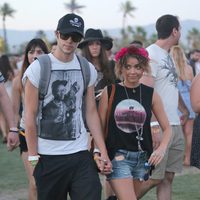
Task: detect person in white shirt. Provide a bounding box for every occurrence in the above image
[23,13,112,200]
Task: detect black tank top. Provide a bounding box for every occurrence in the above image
[106,83,153,160]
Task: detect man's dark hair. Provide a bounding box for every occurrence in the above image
[156,14,180,39]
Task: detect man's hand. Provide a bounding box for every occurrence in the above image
[93,153,112,174]
[7,132,19,151]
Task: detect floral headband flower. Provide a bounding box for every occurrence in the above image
[115,45,149,62]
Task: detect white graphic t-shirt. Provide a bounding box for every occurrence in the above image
[147,44,180,125]
[23,53,97,155]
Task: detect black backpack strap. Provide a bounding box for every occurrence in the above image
[37,54,52,100]
[76,54,90,95]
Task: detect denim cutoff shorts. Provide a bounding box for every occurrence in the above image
[107,149,150,181]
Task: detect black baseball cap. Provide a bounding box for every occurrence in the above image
[56,13,84,37]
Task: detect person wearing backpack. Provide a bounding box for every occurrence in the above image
[22,13,112,200]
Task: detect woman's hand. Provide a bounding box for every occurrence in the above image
[93,153,112,174]
[148,148,166,166]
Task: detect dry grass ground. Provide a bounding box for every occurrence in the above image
[0,135,199,200]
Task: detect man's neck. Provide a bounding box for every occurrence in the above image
[53,50,74,63]
[155,39,173,52]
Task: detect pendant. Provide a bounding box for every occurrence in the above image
[132,88,136,93]
[138,141,143,151]
[136,135,144,141]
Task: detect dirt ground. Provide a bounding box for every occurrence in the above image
[0,188,28,200]
[0,166,199,200]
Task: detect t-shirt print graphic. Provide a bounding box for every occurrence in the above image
[40,70,82,140]
[114,99,146,134]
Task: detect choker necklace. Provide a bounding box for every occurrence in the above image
[123,81,144,151]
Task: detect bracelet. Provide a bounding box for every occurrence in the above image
[29,160,38,167]
[9,127,18,131]
[28,155,40,161]
[150,121,159,127]
[93,148,100,154]
[94,155,99,162]
[9,128,19,133]
[28,155,40,167]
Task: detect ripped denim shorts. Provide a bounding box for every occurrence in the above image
[106,149,150,181]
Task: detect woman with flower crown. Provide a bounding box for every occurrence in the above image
[95,45,172,200]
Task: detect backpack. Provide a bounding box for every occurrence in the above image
[36,54,90,135]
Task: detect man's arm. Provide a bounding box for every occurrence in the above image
[85,85,112,173]
[24,79,39,156]
[0,83,19,151]
[140,73,155,87]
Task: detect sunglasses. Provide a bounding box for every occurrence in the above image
[59,32,82,43]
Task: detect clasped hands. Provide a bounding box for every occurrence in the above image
[93,153,112,174]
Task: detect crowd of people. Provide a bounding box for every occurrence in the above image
[0,13,199,200]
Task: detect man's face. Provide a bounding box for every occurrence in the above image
[56,31,82,55]
[191,51,200,62]
[173,26,181,45]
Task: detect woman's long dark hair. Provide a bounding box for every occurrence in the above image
[0,54,14,81]
[81,44,114,84]
[20,38,49,80]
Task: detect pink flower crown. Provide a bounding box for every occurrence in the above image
[115,45,149,62]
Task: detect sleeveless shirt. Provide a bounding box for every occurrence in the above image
[106,83,153,160]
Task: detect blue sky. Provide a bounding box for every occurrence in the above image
[1,0,200,31]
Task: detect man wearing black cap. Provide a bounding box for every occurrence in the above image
[23,13,112,200]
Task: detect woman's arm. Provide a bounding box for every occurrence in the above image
[11,76,22,125]
[190,74,200,113]
[148,91,172,166]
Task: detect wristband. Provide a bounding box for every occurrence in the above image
[28,155,40,161]
[28,155,40,167]
[29,160,38,167]
[150,121,159,127]
[9,127,19,133]
[93,148,100,154]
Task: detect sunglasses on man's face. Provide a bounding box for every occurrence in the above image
[59,32,82,43]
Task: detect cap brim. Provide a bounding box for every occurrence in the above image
[78,38,112,49]
[59,28,83,37]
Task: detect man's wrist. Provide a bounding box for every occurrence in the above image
[28,155,40,161]
[93,148,100,154]
[9,127,19,133]
[28,155,40,166]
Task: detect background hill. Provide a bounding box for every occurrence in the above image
[0,19,200,53]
